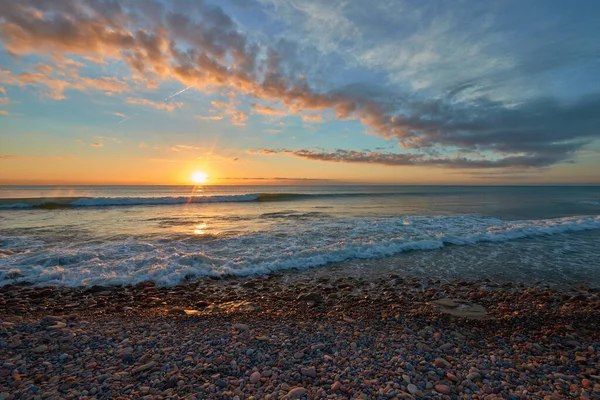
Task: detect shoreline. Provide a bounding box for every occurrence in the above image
[1,275,599,399]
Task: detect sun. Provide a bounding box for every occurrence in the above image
[191,171,209,184]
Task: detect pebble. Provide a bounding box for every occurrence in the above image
[234,323,250,331]
[286,387,306,398]
[435,384,451,394]
[250,371,261,384]
[0,275,598,400]
[301,367,317,377]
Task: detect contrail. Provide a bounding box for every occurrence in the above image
[165,86,193,101]
[118,113,137,124]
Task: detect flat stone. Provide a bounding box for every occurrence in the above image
[301,366,317,377]
[429,299,486,318]
[233,323,249,331]
[132,362,156,374]
[435,384,451,394]
[34,345,48,353]
[434,358,451,368]
[286,387,306,398]
[47,322,67,329]
[407,384,418,394]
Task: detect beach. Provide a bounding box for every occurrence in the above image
[1,274,599,399]
[1,185,600,398]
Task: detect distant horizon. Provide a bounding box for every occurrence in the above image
[1,182,600,188]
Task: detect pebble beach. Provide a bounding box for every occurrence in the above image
[1,275,599,400]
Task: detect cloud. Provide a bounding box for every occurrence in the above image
[253,104,286,115]
[196,115,224,121]
[0,1,598,169]
[127,98,181,112]
[91,142,103,147]
[0,153,74,160]
[172,144,202,151]
[302,113,323,122]
[218,176,331,181]
[232,112,248,126]
[0,66,130,99]
[254,148,570,169]
[0,110,8,116]
[0,86,5,95]
[211,101,228,108]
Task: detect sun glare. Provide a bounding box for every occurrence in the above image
[191,171,209,184]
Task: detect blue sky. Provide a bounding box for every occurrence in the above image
[0,0,599,184]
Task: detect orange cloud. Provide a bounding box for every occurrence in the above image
[196,115,224,121]
[254,104,286,116]
[91,142,103,147]
[302,114,323,122]
[232,112,248,126]
[0,66,130,99]
[0,110,8,116]
[0,86,6,95]
[127,98,182,112]
[211,101,227,108]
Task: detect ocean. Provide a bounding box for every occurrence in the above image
[1,185,599,287]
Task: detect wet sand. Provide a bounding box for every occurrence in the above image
[1,274,599,399]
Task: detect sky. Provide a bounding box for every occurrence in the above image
[0,0,599,185]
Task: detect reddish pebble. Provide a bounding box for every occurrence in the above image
[435,384,451,394]
[581,379,592,388]
[331,381,341,391]
[249,371,261,384]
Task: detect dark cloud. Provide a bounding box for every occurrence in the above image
[0,0,598,169]
[255,148,570,169]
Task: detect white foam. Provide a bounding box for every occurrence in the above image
[1,214,599,286]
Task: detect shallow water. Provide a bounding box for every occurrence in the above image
[1,185,599,286]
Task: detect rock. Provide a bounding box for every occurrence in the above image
[250,371,261,384]
[331,381,341,391]
[297,292,322,303]
[434,358,451,368]
[233,323,249,331]
[168,309,187,315]
[407,384,418,394]
[132,362,156,374]
[435,384,451,394]
[286,387,306,398]
[47,322,66,329]
[34,345,48,353]
[217,379,228,388]
[300,367,317,377]
[429,298,487,318]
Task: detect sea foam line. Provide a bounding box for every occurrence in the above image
[1,215,599,286]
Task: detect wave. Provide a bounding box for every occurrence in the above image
[0,192,409,209]
[0,194,261,209]
[2,215,599,286]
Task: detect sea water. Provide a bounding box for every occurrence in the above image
[1,185,599,287]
